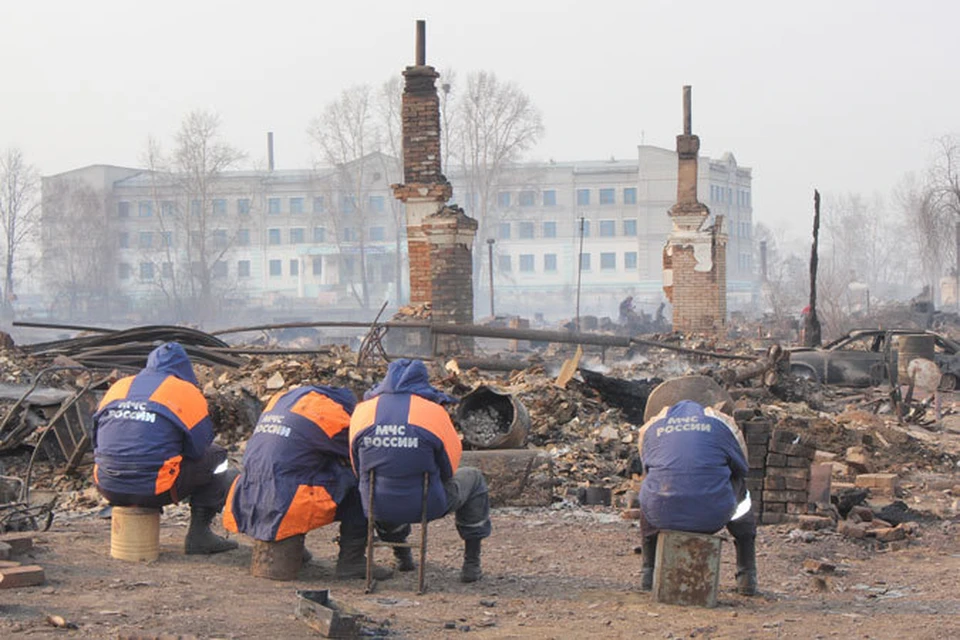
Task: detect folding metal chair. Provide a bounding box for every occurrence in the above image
[365,470,429,594]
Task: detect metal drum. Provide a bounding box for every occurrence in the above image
[896,334,935,384]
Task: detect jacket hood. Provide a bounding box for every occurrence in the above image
[310,385,358,415]
[364,359,458,405]
[145,342,199,387]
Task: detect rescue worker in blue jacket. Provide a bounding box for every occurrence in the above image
[349,359,492,583]
[93,342,237,555]
[637,376,758,595]
[222,385,393,580]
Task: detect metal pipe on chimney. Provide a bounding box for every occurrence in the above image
[683,86,692,135]
[416,20,426,65]
[267,132,275,172]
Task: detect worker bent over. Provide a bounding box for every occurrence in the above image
[223,385,392,580]
[637,376,758,595]
[349,359,492,583]
[93,342,237,555]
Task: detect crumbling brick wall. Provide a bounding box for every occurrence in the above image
[425,206,477,353]
[666,238,727,333]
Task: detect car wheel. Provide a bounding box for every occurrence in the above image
[939,373,958,391]
[790,365,818,382]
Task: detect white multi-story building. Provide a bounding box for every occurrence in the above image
[39,146,755,324]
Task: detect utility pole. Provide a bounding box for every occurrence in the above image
[487,238,496,317]
[575,216,585,332]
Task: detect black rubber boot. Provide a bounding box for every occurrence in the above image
[460,539,482,583]
[184,506,238,555]
[640,534,657,591]
[394,547,415,572]
[734,535,758,596]
[335,527,393,581]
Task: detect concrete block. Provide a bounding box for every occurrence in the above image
[653,530,722,608]
[808,463,832,505]
[838,520,869,539]
[460,449,554,507]
[798,515,834,531]
[872,527,906,542]
[0,536,33,555]
[855,473,899,493]
[0,565,44,588]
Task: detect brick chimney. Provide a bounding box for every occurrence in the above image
[662,86,727,334]
[392,20,478,353]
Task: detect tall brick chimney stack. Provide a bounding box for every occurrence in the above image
[662,85,728,334]
[392,20,478,354]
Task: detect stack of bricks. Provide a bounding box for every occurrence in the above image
[761,429,816,524]
[741,418,772,518]
[424,205,478,354]
[664,239,727,333]
[399,65,442,186]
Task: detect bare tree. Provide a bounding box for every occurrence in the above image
[447,71,544,233]
[377,76,407,305]
[0,148,40,313]
[41,177,114,318]
[309,85,382,310]
[896,172,949,303]
[143,110,246,321]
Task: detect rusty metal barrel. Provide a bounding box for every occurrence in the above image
[456,386,529,449]
[896,334,935,384]
[251,534,305,580]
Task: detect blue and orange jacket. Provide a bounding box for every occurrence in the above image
[92,343,214,498]
[638,400,750,534]
[349,359,461,524]
[223,385,358,541]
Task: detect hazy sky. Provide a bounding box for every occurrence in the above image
[2,0,957,241]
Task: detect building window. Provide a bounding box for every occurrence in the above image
[519,191,535,207]
[290,259,300,276]
[118,263,131,279]
[313,196,325,213]
[237,229,250,246]
[544,253,557,272]
[269,259,282,276]
[542,221,557,238]
[118,232,129,249]
[341,196,357,214]
[369,195,385,213]
[369,226,386,241]
[213,199,227,215]
[518,222,534,239]
[497,192,511,208]
[342,227,356,242]
[290,228,305,244]
[312,257,322,276]
[576,189,590,206]
[238,198,251,216]
[519,254,535,272]
[139,231,153,248]
[624,187,637,205]
[139,262,154,280]
[161,262,173,278]
[313,226,326,243]
[498,223,511,240]
[161,231,173,248]
[238,260,251,277]
[543,190,557,206]
[727,187,733,203]
[268,228,281,245]
[213,229,227,248]
[623,219,637,236]
[498,254,512,272]
[191,199,201,216]
[599,188,615,205]
[290,197,304,214]
[138,201,153,217]
[600,252,616,270]
[625,251,638,270]
[212,260,227,278]
[118,201,130,218]
[580,253,591,270]
[599,220,616,237]
[161,201,174,217]
[268,198,281,214]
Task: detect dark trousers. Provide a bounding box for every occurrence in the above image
[377,467,493,544]
[98,444,233,511]
[639,476,757,545]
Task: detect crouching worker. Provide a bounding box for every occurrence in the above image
[350,359,492,583]
[637,376,758,595]
[223,385,393,580]
[93,342,237,555]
